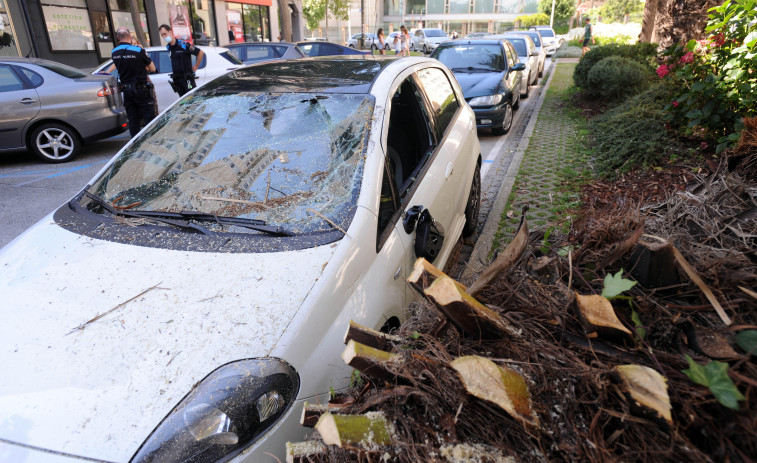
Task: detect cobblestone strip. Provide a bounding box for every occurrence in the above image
[458,61,583,283]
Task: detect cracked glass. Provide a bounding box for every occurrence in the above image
[87,92,374,234]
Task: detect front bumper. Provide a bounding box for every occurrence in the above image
[471,102,509,129]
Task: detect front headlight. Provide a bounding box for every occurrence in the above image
[131,359,299,463]
[468,94,504,106]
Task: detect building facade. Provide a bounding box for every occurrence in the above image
[2,0,304,68]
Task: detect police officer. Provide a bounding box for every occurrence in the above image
[159,24,205,97]
[112,27,156,137]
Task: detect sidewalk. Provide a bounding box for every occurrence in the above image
[461,58,588,283]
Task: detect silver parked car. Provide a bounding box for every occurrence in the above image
[491,34,539,97]
[346,32,379,50]
[0,57,126,163]
[509,30,547,77]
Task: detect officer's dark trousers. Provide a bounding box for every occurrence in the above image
[173,74,197,97]
[123,85,156,137]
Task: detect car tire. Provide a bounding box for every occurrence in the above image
[491,100,513,136]
[371,44,377,52]
[423,44,428,54]
[539,65,544,78]
[348,44,355,48]
[29,122,81,163]
[462,162,481,238]
[512,91,520,110]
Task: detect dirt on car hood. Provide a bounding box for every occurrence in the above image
[0,217,334,462]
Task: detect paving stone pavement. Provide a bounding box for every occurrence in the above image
[454,60,587,283]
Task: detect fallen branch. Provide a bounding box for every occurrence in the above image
[407,257,466,294]
[341,340,405,383]
[67,282,166,335]
[344,320,402,351]
[315,411,394,449]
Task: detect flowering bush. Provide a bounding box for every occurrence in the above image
[659,0,757,152]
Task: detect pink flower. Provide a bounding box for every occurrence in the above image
[680,52,695,64]
[656,64,670,78]
[700,141,709,150]
[711,33,725,47]
[672,100,679,107]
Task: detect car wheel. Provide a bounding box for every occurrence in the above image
[423,44,428,54]
[348,44,355,48]
[512,91,520,110]
[462,162,481,237]
[371,44,377,52]
[491,101,513,136]
[539,65,544,78]
[521,75,530,98]
[29,123,80,163]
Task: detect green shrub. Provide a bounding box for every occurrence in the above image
[587,56,651,101]
[595,34,635,45]
[591,84,677,176]
[517,13,550,27]
[554,24,570,34]
[573,43,658,89]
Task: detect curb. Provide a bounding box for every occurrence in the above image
[460,59,561,284]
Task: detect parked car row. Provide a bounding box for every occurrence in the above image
[0,55,483,462]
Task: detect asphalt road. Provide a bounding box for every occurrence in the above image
[0,68,546,249]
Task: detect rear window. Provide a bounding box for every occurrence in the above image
[220,51,243,64]
[425,29,447,38]
[36,61,87,79]
[537,28,554,37]
[507,38,527,56]
[434,44,505,71]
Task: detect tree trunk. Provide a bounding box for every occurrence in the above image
[128,0,148,46]
[278,0,293,41]
[638,0,659,43]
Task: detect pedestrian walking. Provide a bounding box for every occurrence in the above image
[159,24,205,97]
[377,28,386,55]
[582,18,595,56]
[111,27,156,138]
[397,26,410,57]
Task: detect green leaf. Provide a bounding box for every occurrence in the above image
[692,81,706,91]
[745,30,757,48]
[411,331,421,340]
[735,330,757,355]
[686,109,703,119]
[686,39,698,51]
[631,310,646,340]
[601,269,637,298]
[683,356,745,410]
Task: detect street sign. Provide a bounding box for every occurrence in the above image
[577,3,588,14]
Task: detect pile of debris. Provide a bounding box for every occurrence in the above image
[285,149,756,462]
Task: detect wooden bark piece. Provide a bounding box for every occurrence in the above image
[450,356,538,427]
[407,257,466,294]
[602,223,645,269]
[468,210,529,298]
[575,293,633,339]
[315,412,394,449]
[300,402,329,428]
[424,275,511,339]
[341,340,403,383]
[629,237,680,288]
[286,441,327,463]
[614,364,672,424]
[344,320,402,350]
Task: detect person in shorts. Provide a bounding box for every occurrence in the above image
[582,18,595,56]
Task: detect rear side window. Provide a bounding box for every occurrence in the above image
[529,33,541,47]
[504,43,516,68]
[415,67,460,141]
[227,47,243,61]
[19,67,44,88]
[0,65,26,92]
[220,52,243,64]
[36,61,87,79]
[246,46,273,60]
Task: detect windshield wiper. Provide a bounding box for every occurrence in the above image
[80,192,293,237]
[81,192,213,235]
[452,66,493,72]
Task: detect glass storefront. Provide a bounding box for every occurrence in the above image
[0,0,20,56]
[227,1,270,42]
[41,0,95,52]
[192,0,217,45]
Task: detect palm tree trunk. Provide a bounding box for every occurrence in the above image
[639,0,659,43]
[278,0,293,41]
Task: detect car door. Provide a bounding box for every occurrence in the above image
[383,65,470,300]
[149,50,178,112]
[0,64,40,150]
[504,43,521,97]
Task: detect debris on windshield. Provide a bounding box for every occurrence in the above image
[88,92,374,235]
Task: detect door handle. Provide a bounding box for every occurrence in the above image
[445,162,454,179]
[20,98,38,104]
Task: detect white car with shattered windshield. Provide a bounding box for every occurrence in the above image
[0,56,482,462]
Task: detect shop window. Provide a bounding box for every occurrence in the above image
[41,0,95,51]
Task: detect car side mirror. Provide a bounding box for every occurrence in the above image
[403,207,445,263]
[511,63,526,72]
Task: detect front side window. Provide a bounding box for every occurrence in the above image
[415,67,460,141]
[86,92,374,236]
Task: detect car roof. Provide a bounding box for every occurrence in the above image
[437,39,503,46]
[139,45,230,52]
[203,56,395,94]
[227,42,295,47]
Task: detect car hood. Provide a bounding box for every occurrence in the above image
[453,71,504,99]
[0,217,335,461]
[427,37,449,44]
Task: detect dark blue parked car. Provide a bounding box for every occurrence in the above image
[431,39,525,135]
[295,41,371,57]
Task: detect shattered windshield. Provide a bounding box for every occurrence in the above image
[87,92,373,235]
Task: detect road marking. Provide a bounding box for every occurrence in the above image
[11,161,107,187]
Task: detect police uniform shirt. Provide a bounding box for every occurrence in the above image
[167,39,201,75]
[112,44,152,84]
